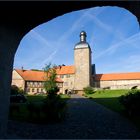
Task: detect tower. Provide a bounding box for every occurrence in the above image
[74,31,92,91]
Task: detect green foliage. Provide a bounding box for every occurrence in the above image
[83,86,95,95]
[9,95,68,124]
[11,85,19,95]
[11,85,26,95]
[119,89,140,116]
[43,94,67,121]
[43,63,59,95]
[84,89,129,113]
[84,89,140,129]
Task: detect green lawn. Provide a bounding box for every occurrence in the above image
[26,94,70,102]
[26,95,47,102]
[84,89,140,130]
[60,94,70,99]
[85,89,129,113]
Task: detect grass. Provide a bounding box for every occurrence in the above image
[26,95,46,102]
[60,94,70,99]
[84,89,140,130]
[9,94,70,124]
[86,89,129,113]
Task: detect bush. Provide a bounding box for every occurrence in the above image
[10,85,27,103]
[11,85,19,95]
[11,85,26,95]
[83,86,95,95]
[43,94,67,122]
[119,89,140,116]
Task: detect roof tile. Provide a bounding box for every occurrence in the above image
[15,69,63,82]
[56,65,75,75]
[95,72,140,81]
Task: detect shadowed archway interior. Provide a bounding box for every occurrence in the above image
[0,1,140,138]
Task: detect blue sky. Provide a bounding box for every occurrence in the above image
[14,6,140,74]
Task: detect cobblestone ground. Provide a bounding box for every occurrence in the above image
[7,94,140,139]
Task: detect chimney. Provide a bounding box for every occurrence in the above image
[21,66,24,72]
[58,65,61,69]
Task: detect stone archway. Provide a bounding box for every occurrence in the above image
[0,1,140,138]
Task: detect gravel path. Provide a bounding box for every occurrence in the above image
[7,94,140,139]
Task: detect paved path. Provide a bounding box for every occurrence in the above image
[7,94,140,139]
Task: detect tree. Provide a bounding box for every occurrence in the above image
[42,64,67,122]
[43,63,59,95]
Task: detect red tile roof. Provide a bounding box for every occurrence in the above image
[95,72,140,81]
[15,69,63,82]
[56,65,75,75]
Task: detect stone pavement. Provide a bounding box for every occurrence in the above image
[7,94,140,139]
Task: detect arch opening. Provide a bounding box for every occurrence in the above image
[0,3,140,138]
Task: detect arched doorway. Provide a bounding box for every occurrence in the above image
[0,2,140,138]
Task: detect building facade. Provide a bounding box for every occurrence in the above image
[12,31,140,94]
[12,69,64,95]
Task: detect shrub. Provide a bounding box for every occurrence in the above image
[9,103,20,117]
[83,86,95,95]
[43,94,67,122]
[131,86,137,90]
[11,85,26,95]
[26,102,43,119]
[119,89,140,116]
[11,85,19,95]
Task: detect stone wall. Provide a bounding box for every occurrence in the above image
[11,70,25,90]
[57,74,74,94]
[96,79,140,89]
[74,48,91,90]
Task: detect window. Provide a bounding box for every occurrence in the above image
[60,75,64,78]
[57,83,61,87]
[37,88,39,93]
[64,82,68,86]
[32,88,34,92]
[26,88,30,92]
[34,82,37,86]
[66,74,70,78]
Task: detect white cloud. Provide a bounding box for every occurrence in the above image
[59,7,106,42]
[94,32,140,60]
[30,30,52,48]
[86,13,113,33]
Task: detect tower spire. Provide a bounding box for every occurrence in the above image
[80,31,87,42]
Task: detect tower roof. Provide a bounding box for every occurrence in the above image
[80,31,87,37]
[75,31,90,49]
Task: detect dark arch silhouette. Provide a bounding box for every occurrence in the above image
[0,1,140,138]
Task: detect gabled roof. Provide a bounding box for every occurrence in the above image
[15,69,63,82]
[56,65,75,75]
[95,72,140,81]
